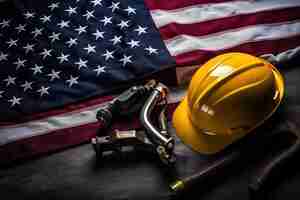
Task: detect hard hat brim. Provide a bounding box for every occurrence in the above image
[172,97,247,154]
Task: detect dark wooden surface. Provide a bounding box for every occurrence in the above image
[1,66,300,200]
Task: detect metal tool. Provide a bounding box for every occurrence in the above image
[248,121,300,196]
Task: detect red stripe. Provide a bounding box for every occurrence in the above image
[144,0,233,11]
[174,35,300,66]
[159,7,300,40]
[0,103,178,165]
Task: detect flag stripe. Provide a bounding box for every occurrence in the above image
[150,0,300,28]
[159,7,300,40]
[174,35,300,66]
[165,20,300,56]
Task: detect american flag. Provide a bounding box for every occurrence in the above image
[0,0,300,164]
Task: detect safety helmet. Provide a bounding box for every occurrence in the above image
[172,52,284,154]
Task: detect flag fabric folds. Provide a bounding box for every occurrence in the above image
[1,0,300,164]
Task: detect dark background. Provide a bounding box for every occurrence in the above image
[1,65,300,200]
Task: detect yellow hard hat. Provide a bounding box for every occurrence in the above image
[172,52,284,154]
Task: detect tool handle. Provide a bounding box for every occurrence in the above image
[248,140,300,194]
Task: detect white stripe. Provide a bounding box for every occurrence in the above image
[0,87,186,146]
[165,20,300,56]
[151,0,300,28]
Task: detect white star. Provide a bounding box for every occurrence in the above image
[65,6,77,16]
[109,2,120,12]
[3,76,16,86]
[100,16,112,26]
[6,39,18,48]
[23,43,35,54]
[30,64,43,75]
[127,40,140,48]
[57,20,70,28]
[124,6,136,15]
[31,28,43,38]
[66,75,79,87]
[92,29,104,40]
[21,81,33,92]
[145,46,158,55]
[117,20,129,29]
[24,11,35,19]
[102,50,114,61]
[75,58,88,69]
[110,35,122,45]
[66,38,78,47]
[90,0,103,7]
[47,70,61,81]
[0,19,10,28]
[57,53,70,63]
[0,91,4,98]
[119,54,132,66]
[48,2,60,11]
[83,10,95,20]
[83,44,96,54]
[75,25,87,35]
[93,65,106,76]
[40,49,52,59]
[40,15,51,23]
[134,25,147,35]
[37,86,50,97]
[15,24,26,33]
[13,58,27,69]
[8,96,22,107]
[0,52,8,61]
[49,32,61,43]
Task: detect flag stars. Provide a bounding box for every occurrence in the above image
[109,2,120,12]
[0,91,4,98]
[15,24,26,33]
[47,70,61,81]
[75,58,88,69]
[92,29,104,40]
[13,58,27,69]
[117,20,129,29]
[124,6,136,15]
[0,19,11,28]
[49,32,61,43]
[90,0,103,7]
[8,96,22,107]
[21,81,33,92]
[3,76,16,86]
[57,20,70,28]
[102,50,114,61]
[145,46,158,55]
[94,65,106,76]
[110,35,122,45]
[31,28,43,38]
[48,2,60,11]
[75,25,87,35]
[24,11,35,19]
[6,39,18,48]
[65,6,77,16]
[30,64,43,75]
[37,86,50,97]
[57,53,70,63]
[66,38,78,47]
[40,15,51,23]
[0,52,8,61]
[100,16,112,26]
[134,25,147,35]
[84,44,96,54]
[119,54,132,66]
[40,49,52,59]
[66,75,79,87]
[23,43,35,54]
[83,10,95,20]
[127,40,140,48]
